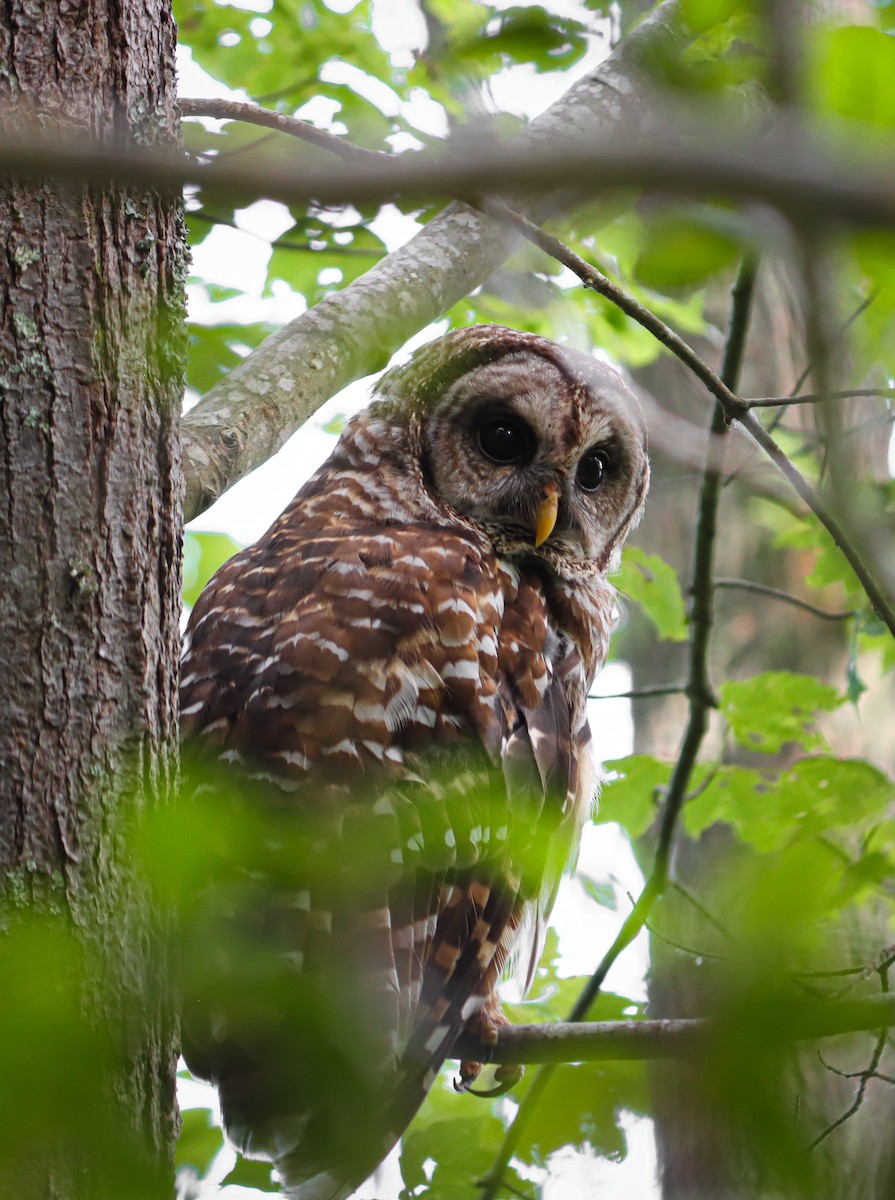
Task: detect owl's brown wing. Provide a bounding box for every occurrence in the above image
[180,520,581,1196]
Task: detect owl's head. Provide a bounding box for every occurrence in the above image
[375,325,649,577]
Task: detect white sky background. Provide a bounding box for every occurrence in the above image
[178,3,659,1197]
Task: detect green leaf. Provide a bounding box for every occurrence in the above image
[178,1,400,148]
[647,1,762,94]
[809,25,895,130]
[451,7,590,74]
[616,547,689,642]
[774,757,895,840]
[684,757,893,853]
[634,213,742,292]
[265,217,387,299]
[684,764,773,846]
[401,1114,505,1199]
[680,0,745,31]
[186,320,275,396]
[183,530,243,608]
[515,1059,648,1162]
[597,755,670,838]
[175,1108,224,1176]
[321,414,347,435]
[222,1156,279,1191]
[845,623,868,704]
[581,875,618,911]
[720,673,842,755]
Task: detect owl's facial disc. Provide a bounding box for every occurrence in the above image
[418,346,648,572]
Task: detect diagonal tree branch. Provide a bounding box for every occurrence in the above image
[178,97,390,164]
[740,411,895,639]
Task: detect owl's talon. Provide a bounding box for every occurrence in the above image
[455,1063,524,1098]
[495,1064,524,1088]
[455,1059,482,1092]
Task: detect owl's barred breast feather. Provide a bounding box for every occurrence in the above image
[179,325,648,1198]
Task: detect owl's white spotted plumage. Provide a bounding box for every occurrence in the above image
[179,324,649,1197]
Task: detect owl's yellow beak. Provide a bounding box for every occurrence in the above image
[534,485,560,547]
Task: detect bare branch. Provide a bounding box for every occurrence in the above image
[745,387,895,409]
[178,97,389,164]
[453,993,895,1066]
[484,201,746,418]
[714,577,855,621]
[587,683,687,700]
[812,1020,890,1145]
[3,107,895,229]
[811,962,893,1146]
[740,412,895,639]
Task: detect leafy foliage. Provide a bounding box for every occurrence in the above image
[183,530,243,607]
[616,546,689,642]
[719,672,842,755]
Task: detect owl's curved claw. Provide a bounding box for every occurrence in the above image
[454,1064,524,1098]
[455,1060,482,1092]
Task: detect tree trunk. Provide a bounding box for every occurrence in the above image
[0,3,186,1197]
[626,259,895,1199]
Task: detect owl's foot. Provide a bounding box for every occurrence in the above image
[454,1001,523,1097]
[455,1062,525,1098]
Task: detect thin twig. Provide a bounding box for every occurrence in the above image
[740,412,895,639]
[178,97,389,164]
[745,387,895,409]
[587,683,687,701]
[672,881,742,946]
[714,578,854,621]
[815,1048,895,1084]
[811,1027,887,1147]
[644,919,734,965]
[811,963,891,1148]
[785,291,878,406]
[484,201,745,419]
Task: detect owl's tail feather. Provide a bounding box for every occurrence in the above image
[280,1167,353,1200]
[278,1130,398,1200]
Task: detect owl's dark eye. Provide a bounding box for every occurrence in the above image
[475,415,535,465]
[577,447,612,491]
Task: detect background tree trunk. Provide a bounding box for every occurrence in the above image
[0,3,186,1196]
[625,254,895,1197]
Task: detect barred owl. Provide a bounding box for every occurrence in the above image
[179,324,649,1198]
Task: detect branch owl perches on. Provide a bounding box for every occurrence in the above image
[179,324,649,1198]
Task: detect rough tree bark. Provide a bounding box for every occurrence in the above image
[0,2,185,1197]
